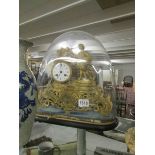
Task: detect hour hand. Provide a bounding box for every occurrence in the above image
[55,73,60,77]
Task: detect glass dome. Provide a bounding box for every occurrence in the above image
[37,31,117,128]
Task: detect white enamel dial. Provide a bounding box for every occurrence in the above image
[52,62,71,82]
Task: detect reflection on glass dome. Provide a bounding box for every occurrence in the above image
[37,31,117,127]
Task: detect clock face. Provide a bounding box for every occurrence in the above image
[52,62,71,82]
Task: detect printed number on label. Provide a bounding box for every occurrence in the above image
[78,99,89,107]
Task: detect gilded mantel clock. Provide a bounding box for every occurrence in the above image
[37,31,117,127]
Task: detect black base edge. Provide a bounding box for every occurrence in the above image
[35,117,118,131]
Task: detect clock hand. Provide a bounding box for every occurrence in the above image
[59,63,62,70]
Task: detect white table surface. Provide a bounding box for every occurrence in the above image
[29,122,127,154]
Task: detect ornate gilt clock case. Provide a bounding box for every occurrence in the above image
[37,31,117,127]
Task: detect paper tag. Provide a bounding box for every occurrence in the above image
[78,99,89,107]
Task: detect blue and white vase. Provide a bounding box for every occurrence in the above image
[19,39,37,148]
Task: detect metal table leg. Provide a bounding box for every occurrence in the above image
[77,129,86,155]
